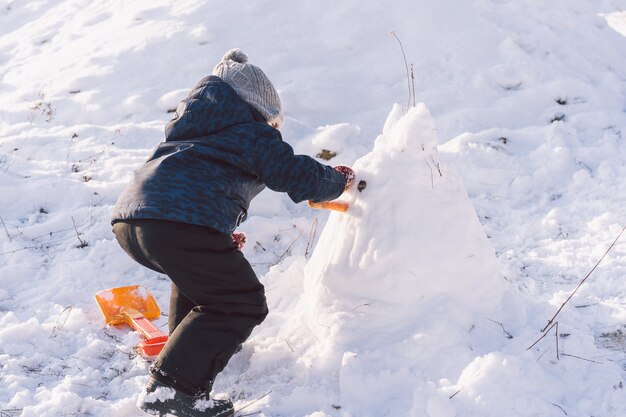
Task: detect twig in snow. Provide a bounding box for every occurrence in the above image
[556,322,560,360]
[390,31,413,109]
[536,349,548,362]
[274,230,302,264]
[575,159,593,175]
[0,216,12,242]
[15,227,51,259]
[1,409,23,417]
[28,220,87,240]
[234,391,272,415]
[410,64,416,107]
[560,353,602,364]
[29,92,55,123]
[449,387,464,399]
[52,305,73,336]
[78,150,106,163]
[574,303,597,309]
[430,157,442,177]
[284,338,295,353]
[102,329,137,359]
[66,132,80,163]
[305,217,318,258]
[0,247,36,256]
[71,216,88,248]
[528,321,558,352]
[508,163,522,187]
[485,318,514,339]
[552,403,568,415]
[352,303,370,311]
[424,160,434,189]
[540,226,625,333]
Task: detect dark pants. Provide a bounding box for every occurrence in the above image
[112,219,268,395]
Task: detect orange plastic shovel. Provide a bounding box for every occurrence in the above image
[95,285,168,358]
[308,200,349,212]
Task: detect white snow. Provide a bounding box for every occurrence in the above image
[2,1,626,416]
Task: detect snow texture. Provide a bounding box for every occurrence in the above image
[2,0,626,416]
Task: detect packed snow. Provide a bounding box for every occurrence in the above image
[2,1,626,416]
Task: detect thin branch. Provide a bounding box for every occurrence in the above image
[15,228,51,259]
[71,216,88,248]
[284,338,295,353]
[0,216,12,242]
[0,236,78,257]
[485,318,513,339]
[555,322,560,360]
[274,230,302,264]
[536,349,548,362]
[528,321,558,351]
[424,160,434,189]
[29,219,88,240]
[552,403,568,415]
[0,247,37,256]
[410,64,416,107]
[1,409,23,417]
[430,156,443,177]
[541,226,625,332]
[560,353,602,364]
[305,217,318,258]
[390,31,412,109]
[77,150,105,163]
[52,306,73,336]
[234,391,272,415]
[449,387,464,399]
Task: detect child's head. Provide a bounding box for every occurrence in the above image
[213,49,283,128]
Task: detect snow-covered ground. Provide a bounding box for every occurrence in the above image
[2,1,626,416]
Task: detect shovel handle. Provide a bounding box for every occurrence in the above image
[126,314,168,341]
[138,337,168,358]
[121,312,168,359]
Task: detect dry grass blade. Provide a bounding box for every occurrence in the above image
[390,31,413,109]
[52,305,73,336]
[541,226,625,333]
[235,391,272,415]
[305,217,318,258]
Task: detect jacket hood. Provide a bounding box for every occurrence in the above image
[165,76,256,142]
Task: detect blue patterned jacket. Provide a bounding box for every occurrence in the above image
[111,76,346,234]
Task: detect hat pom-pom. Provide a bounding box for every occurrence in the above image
[222,49,248,64]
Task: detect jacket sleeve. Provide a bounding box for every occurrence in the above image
[253,129,346,203]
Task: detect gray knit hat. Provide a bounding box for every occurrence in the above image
[213,49,284,128]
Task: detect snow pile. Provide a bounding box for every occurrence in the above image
[237,105,626,417]
[304,103,504,328]
[297,104,509,415]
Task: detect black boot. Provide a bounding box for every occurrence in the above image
[138,376,234,417]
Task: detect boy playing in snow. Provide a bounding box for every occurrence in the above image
[111,49,354,416]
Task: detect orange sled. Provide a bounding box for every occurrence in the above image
[95,285,168,358]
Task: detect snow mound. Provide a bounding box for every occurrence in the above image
[287,104,510,415]
[304,104,504,341]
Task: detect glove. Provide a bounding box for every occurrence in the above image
[232,232,247,251]
[334,165,355,190]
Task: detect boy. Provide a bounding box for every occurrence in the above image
[111,49,354,416]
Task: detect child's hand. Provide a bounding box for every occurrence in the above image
[232,232,247,251]
[334,165,355,190]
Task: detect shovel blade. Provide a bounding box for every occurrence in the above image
[95,285,161,325]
